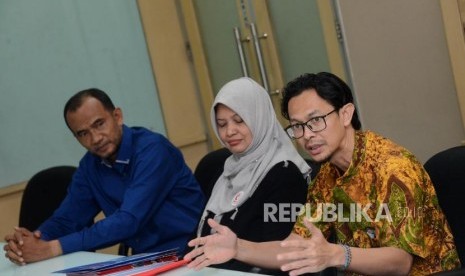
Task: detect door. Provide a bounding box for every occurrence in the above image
[180,0,347,148]
[137,0,348,154]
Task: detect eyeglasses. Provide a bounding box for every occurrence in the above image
[285,109,337,139]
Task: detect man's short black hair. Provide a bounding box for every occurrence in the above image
[281,72,362,130]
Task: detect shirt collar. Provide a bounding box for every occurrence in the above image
[330,130,367,180]
[352,130,366,169]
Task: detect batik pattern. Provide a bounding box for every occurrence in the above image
[293,131,460,275]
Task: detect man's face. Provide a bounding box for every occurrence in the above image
[287,89,346,163]
[66,97,123,162]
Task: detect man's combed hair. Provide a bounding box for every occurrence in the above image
[280,72,362,130]
[63,88,115,129]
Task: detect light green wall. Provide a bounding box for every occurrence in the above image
[193,0,331,94]
[193,0,243,94]
[267,0,330,83]
[0,0,165,188]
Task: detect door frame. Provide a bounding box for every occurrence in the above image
[439,0,465,134]
[137,0,212,167]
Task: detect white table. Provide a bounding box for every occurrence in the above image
[1,251,118,276]
[0,243,266,276]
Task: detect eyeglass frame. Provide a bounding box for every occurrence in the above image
[285,109,337,139]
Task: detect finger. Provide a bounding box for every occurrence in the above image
[277,248,308,263]
[5,248,25,265]
[281,258,320,272]
[206,218,220,230]
[186,256,200,268]
[184,246,204,261]
[14,227,34,237]
[207,219,229,235]
[187,238,199,247]
[280,239,309,249]
[7,240,22,256]
[187,254,211,270]
[303,219,324,240]
[186,253,203,269]
[288,265,320,276]
[13,229,25,246]
[187,236,206,247]
[33,230,41,239]
[4,234,14,242]
[183,253,193,262]
[7,256,26,266]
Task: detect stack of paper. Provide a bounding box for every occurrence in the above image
[54,248,187,276]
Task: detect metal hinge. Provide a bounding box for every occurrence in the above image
[335,20,344,44]
[185,41,193,63]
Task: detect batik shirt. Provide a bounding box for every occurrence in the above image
[293,131,460,275]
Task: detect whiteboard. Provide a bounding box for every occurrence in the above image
[0,0,166,188]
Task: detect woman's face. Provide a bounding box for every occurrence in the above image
[215,104,253,154]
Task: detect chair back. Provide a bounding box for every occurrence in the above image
[19,165,131,255]
[424,146,465,264]
[194,147,321,198]
[194,148,231,198]
[19,166,77,230]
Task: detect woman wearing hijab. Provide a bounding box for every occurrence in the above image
[196,77,311,274]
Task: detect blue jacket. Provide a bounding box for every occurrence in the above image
[39,125,205,254]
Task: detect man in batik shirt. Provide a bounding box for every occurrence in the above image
[185,72,460,276]
[294,130,458,275]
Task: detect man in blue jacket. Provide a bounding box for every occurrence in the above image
[4,88,205,264]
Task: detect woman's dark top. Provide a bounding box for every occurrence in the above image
[199,160,308,275]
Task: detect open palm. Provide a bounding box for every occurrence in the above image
[185,219,238,270]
